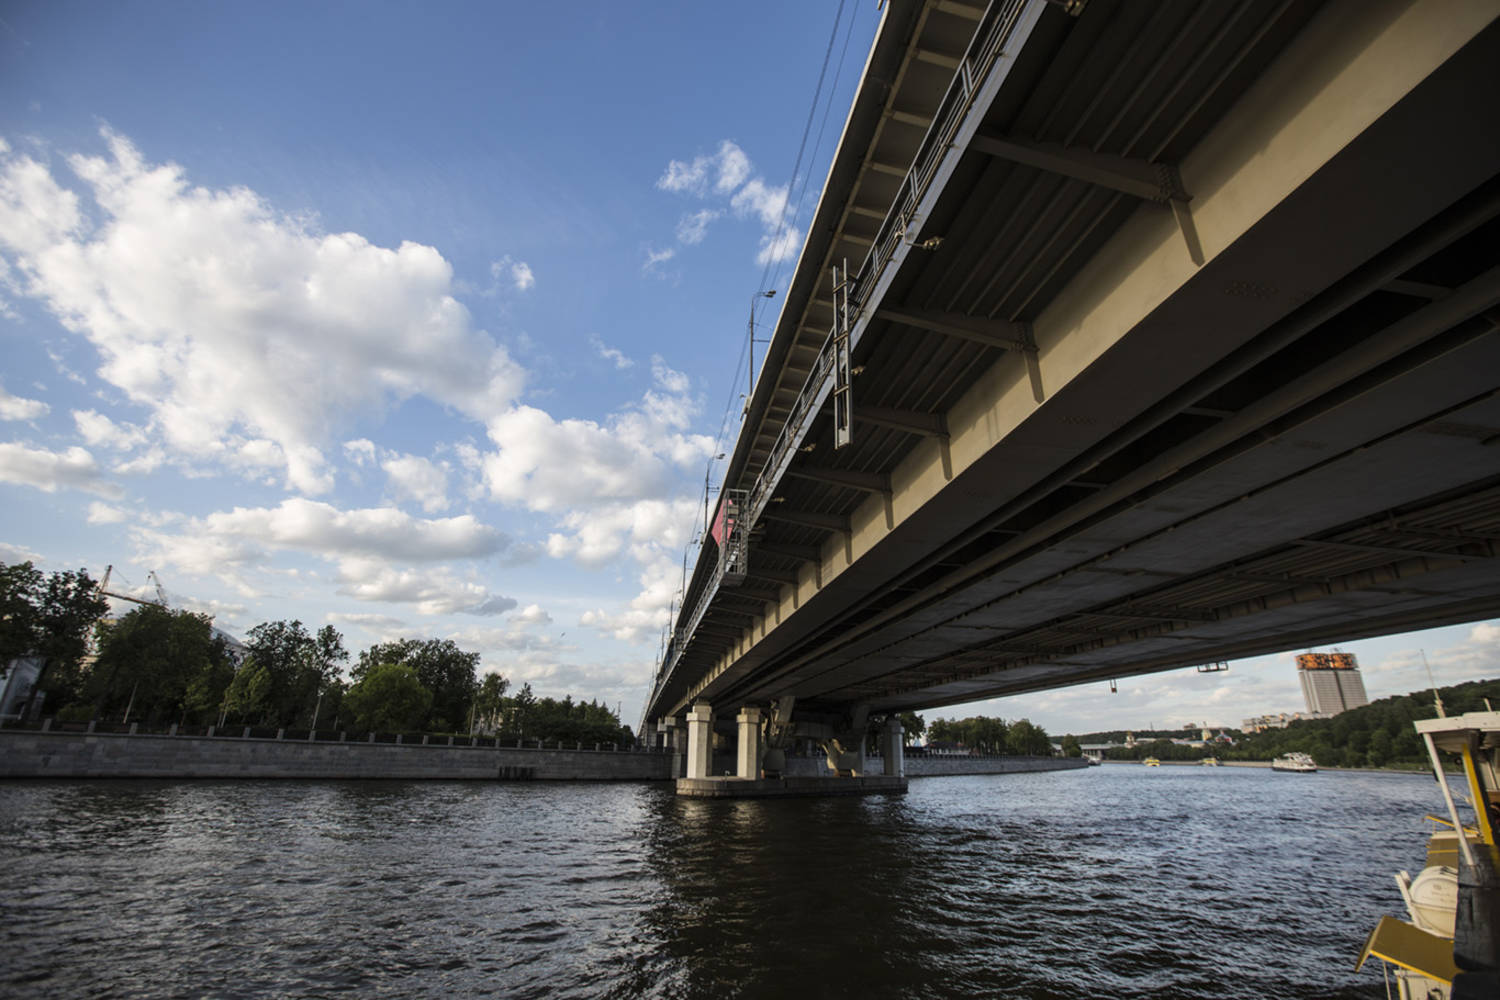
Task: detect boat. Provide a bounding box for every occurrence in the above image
[1201,756,1221,767]
[1143,757,1161,767]
[1271,751,1317,772]
[1356,709,1499,998]
[1086,756,1101,766]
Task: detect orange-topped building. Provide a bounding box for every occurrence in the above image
[1298,651,1370,715]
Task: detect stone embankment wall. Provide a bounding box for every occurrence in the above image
[0,730,676,781]
[904,754,1090,776]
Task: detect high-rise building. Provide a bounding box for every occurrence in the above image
[1297,651,1370,715]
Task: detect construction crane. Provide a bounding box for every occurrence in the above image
[97,565,169,608]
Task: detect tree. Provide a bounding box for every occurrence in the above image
[0,561,44,670]
[221,659,272,724]
[473,672,510,733]
[897,712,926,744]
[343,663,432,733]
[88,604,233,724]
[1007,718,1052,756]
[243,621,348,727]
[509,682,536,737]
[354,638,480,731]
[0,562,109,716]
[1061,734,1083,757]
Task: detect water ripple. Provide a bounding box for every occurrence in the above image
[0,767,1438,998]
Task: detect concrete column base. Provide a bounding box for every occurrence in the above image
[685,703,714,780]
[736,706,762,779]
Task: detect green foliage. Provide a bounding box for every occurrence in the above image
[222,659,272,723]
[243,620,347,727]
[927,714,1052,754]
[1061,734,1082,757]
[897,712,926,744]
[1006,718,1052,755]
[473,672,510,732]
[343,663,433,732]
[87,604,234,725]
[485,683,627,744]
[354,638,480,731]
[0,561,108,713]
[0,561,44,668]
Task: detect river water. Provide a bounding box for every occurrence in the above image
[0,765,1450,998]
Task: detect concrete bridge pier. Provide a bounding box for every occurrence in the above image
[657,717,686,778]
[736,706,762,780]
[881,717,905,778]
[685,703,715,780]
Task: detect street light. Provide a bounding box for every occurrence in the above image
[745,290,777,413]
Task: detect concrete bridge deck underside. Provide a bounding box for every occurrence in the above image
[648,0,1500,726]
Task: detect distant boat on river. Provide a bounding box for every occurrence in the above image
[1271,752,1317,773]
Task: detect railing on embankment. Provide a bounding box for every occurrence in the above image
[0,722,676,781]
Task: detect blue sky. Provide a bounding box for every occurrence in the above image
[1,1,1494,735]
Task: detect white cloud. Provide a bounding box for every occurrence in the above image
[334,556,516,616]
[87,501,128,524]
[343,438,376,467]
[642,245,675,275]
[200,497,504,562]
[675,209,718,246]
[756,225,804,266]
[730,177,788,227]
[656,140,751,197]
[0,129,526,496]
[1361,624,1500,692]
[714,141,751,193]
[655,140,803,265]
[382,452,449,513]
[546,497,698,568]
[489,254,535,293]
[478,363,713,514]
[0,382,48,421]
[657,157,708,196]
[579,554,684,643]
[326,611,407,631]
[125,499,515,607]
[113,447,164,476]
[0,441,121,497]
[650,354,691,395]
[589,335,634,370]
[73,409,147,450]
[512,603,552,626]
[0,540,43,563]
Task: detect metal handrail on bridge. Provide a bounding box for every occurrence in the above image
[646,0,1030,718]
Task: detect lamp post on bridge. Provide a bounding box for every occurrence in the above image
[744,289,777,414]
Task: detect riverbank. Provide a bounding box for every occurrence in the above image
[1,728,1090,781]
[0,728,675,781]
[1100,758,1439,774]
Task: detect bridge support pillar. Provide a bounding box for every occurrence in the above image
[881,717,905,778]
[686,703,714,780]
[736,706,762,779]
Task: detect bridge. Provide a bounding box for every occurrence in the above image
[642,0,1500,786]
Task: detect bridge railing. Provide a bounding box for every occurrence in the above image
[649,0,1031,714]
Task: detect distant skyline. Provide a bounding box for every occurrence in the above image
[1,2,1494,734]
